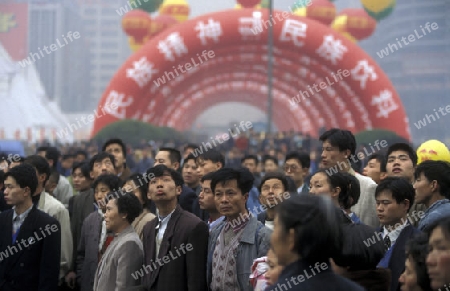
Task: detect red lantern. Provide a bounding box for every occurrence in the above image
[293,0,336,26]
[150,14,178,37]
[121,9,152,44]
[237,0,261,8]
[332,8,377,40]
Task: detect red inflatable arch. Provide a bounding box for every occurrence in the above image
[91,8,411,140]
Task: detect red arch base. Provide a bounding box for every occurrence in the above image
[91,8,411,141]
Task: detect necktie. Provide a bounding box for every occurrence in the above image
[384,235,391,252]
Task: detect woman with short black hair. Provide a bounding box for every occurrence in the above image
[93,193,144,291]
[266,194,365,291]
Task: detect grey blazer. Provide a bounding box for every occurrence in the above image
[93,225,144,291]
[76,211,101,291]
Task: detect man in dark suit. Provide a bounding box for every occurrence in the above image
[142,165,209,291]
[375,177,421,291]
[283,151,310,194]
[0,163,61,291]
[154,147,197,213]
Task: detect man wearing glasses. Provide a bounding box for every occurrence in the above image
[283,152,310,194]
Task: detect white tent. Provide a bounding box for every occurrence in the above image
[0,44,73,143]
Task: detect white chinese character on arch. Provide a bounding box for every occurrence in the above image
[351,60,377,89]
[126,57,158,88]
[280,19,307,47]
[371,89,398,118]
[316,35,348,65]
[195,19,223,45]
[238,15,264,38]
[103,90,134,119]
[157,32,188,61]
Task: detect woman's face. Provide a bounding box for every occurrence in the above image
[309,173,339,203]
[270,214,297,267]
[426,226,450,290]
[398,256,422,291]
[265,249,284,286]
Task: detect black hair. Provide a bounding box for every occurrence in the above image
[36,146,48,153]
[182,153,197,166]
[313,169,361,209]
[319,128,357,156]
[210,167,254,195]
[262,155,278,167]
[0,170,5,185]
[93,174,122,193]
[75,150,88,160]
[89,152,116,171]
[375,177,415,212]
[426,216,450,242]
[414,160,450,199]
[405,233,433,291]
[24,155,51,185]
[241,154,259,165]
[72,161,91,179]
[367,153,385,165]
[284,151,311,168]
[62,154,74,161]
[386,143,418,166]
[276,194,343,264]
[146,164,184,187]
[196,149,225,167]
[123,173,151,209]
[285,176,298,193]
[333,223,385,270]
[158,147,181,164]
[200,171,216,183]
[184,143,198,151]
[102,138,127,158]
[258,172,289,193]
[45,147,60,169]
[107,192,143,224]
[48,170,60,185]
[4,163,38,195]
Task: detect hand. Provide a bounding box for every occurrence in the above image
[65,271,76,289]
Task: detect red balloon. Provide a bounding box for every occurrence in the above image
[150,15,178,37]
[237,0,261,8]
[121,9,152,43]
[336,8,377,40]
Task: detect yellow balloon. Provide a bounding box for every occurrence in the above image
[360,0,394,13]
[159,0,190,22]
[417,140,450,164]
[292,7,307,17]
[331,15,347,32]
[235,3,262,9]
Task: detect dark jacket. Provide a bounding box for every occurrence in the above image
[266,259,366,291]
[142,205,209,291]
[69,188,95,272]
[383,224,421,291]
[0,206,61,291]
[345,268,391,291]
[76,211,102,291]
[179,185,197,213]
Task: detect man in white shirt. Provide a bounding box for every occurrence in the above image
[319,128,379,228]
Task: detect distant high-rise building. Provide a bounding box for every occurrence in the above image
[26,0,92,112]
[359,0,450,144]
[76,0,132,110]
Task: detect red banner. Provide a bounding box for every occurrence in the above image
[0,3,28,61]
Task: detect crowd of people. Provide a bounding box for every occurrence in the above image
[0,128,450,291]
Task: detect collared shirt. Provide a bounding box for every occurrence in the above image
[224,212,250,233]
[98,208,108,251]
[12,204,33,237]
[297,184,304,194]
[155,208,176,257]
[208,216,225,232]
[383,218,409,246]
